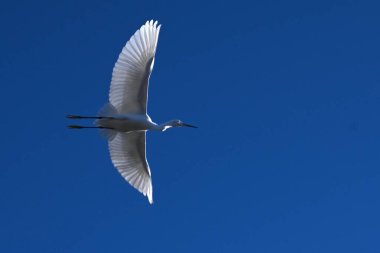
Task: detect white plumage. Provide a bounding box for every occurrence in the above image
[109,131,152,203]
[110,20,160,114]
[107,20,160,204]
[68,20,196,204]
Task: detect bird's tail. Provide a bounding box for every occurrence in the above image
[96,103,118,141]
[97,103,118,117]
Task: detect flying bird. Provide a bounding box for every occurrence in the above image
[67,20,196,204]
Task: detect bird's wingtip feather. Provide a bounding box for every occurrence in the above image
[147,183,153,204]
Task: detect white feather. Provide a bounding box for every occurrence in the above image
[109,21,161,114]
[108,131,153,204]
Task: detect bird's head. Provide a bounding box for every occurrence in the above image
[162,119,197,131]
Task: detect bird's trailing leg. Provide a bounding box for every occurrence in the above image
[67,115,116,130]
[67,115,115,120]
[68,125,114,130]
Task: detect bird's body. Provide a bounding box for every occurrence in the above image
[97,113,157,132]
[68,20,196,204]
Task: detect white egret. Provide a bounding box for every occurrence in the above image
[67,20,196,204]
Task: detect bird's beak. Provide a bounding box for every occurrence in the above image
[181,122,198,128]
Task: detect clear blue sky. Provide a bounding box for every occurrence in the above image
[1,0,379,252]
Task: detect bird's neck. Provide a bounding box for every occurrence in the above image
[153,121,174,131]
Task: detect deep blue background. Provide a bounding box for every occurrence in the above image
[1,0,379,252]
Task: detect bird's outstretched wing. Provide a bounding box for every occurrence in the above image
[108,131,153,204]
[109,20,161,114]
